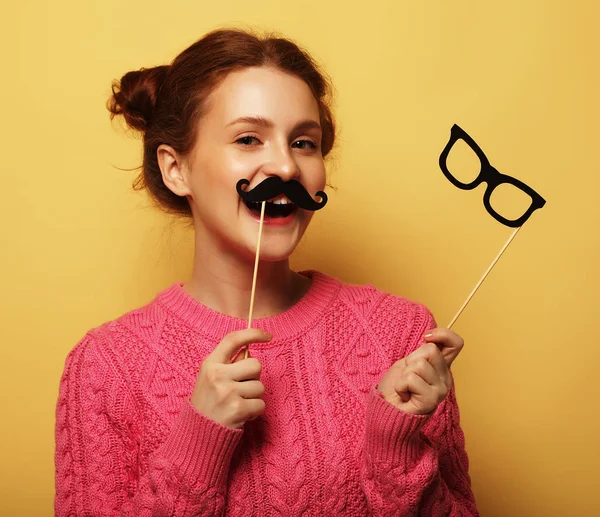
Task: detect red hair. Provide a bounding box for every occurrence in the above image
[107,28,336,217]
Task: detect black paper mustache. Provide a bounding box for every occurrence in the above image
[236,177,328,211]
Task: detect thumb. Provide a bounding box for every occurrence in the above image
[210,328,272,364]
[232,344,250,363]
[423,328,464,367]
[394,375,412,403]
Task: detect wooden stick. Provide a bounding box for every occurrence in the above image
[244,201,266,359]
[447,226,521,329]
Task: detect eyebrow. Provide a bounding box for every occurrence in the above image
[226,116,321,133]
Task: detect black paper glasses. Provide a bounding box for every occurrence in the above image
[439,124,546,228]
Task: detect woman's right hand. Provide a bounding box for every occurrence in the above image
[190,328,271,429]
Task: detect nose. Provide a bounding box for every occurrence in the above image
[261,141,301,181]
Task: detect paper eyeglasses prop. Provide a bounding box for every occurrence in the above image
[439,124,546,228]
[236,177,328,359]
[441,124,546,328]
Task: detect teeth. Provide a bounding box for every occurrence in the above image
[270,196,291,205]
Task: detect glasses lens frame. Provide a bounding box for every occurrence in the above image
[439,124,546,228]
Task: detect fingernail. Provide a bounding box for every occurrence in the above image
[424,332,433,338]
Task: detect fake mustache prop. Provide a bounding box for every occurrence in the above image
[236,177,328,211]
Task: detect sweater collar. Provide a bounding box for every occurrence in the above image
[155,270,341,340]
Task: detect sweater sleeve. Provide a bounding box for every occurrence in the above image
[54,333,243,516]
[359,300,479,516]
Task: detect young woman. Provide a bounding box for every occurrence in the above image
[55,29,479,516]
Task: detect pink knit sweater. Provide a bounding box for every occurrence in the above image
[55,270,478,516]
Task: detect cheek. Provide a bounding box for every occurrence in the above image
[302,211,315,228]
[227,151,261,180]
[304,159,327,192]
[189,152,242,201]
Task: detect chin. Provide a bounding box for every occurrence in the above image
[256,247,295,262]
[255,237,298,262]
[233,209,310,263]
[239,232,302,263]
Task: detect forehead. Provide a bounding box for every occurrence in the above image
[206,66,320,125]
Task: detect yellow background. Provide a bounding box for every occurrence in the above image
[1,1,598,515]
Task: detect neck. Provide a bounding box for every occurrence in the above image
[182,226,310,320]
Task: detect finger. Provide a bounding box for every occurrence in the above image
[393,358,411,402]
[406,343,452,389]
[398,370,449,412]
[394,371,433,402]
[404,355,440,387]
[228,358,263,382]
[399,391,411,403]
[237,380,265,399]
[209,328,272,364]
[244,398,266,421]
[422,327,464,367]
[231,346,249,363]
[406,342,452,389]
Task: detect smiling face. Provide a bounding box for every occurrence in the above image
[175,66,326,262]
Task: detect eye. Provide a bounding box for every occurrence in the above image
[236,136,261,146]
[292,139,317,150]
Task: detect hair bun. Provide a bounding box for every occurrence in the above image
[108,66,169,132]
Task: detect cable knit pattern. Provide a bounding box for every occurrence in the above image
[55,270,478,516]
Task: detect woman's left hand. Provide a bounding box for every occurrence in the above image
[376,328,465,415]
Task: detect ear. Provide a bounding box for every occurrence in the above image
[157,144,193,197]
